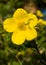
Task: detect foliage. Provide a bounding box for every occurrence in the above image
[0,0,46,65]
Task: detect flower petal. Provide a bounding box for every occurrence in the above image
[38,19,46,25]
[13,8,28,21]
[28,13,38,27]
[36,10,43,17]
[11,31,25,45]
[25,28,37,41]
[3,18,17,32]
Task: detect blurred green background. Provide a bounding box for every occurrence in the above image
[0,0,46,65]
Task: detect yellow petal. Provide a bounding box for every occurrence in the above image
[28,13,38,27]
[3,18,17,32]
[38,19,46,25]
[13,8,28,21]
[11,31,25,45]
[25,28,37,41]
[36,10,43,17]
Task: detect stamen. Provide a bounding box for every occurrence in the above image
[18,23,26,30]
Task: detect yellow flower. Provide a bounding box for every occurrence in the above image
[3,8,37,45]
[36,10,44,17]
[36,10,46,25]
[38,19,46,25]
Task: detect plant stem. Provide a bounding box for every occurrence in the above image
[16,56,22,65]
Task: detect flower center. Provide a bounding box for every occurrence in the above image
[18,22,27,31]
[17,18,33,31]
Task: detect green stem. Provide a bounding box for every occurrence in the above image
[8,48,22,65]
[16,56,22,65]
